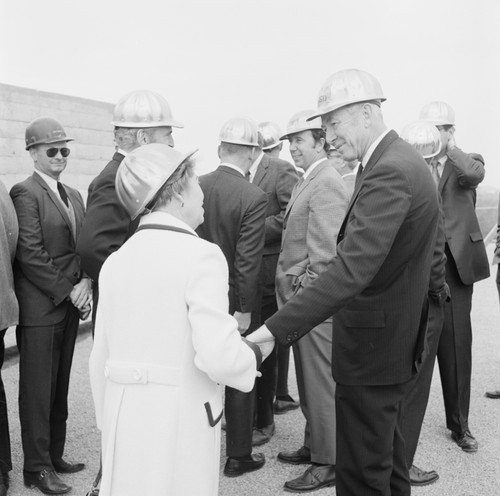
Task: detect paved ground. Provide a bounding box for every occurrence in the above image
[2,250,500,495]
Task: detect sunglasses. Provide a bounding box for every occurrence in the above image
[46,147,71,158]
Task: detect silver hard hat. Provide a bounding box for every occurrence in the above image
[309,69,386,120]
[419,101,455,126]
[112,90,184,128]
[400,120,442,159]
[258,121,282,150]
[116,143,197,220]
[219,116,259,146]
[280,110,323,140]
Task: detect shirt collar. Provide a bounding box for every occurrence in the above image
[35,170,58,192]
[361,129,391,167]
[303,157,328,180]
[249,151,264,182]
[220,162,246,177]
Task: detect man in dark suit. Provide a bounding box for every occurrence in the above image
[196,117,267,477]
[248,132,298,446]
[10,117,92,495]
[485,197,500,398]
[77,90,183,323]
[420,101,490,451]
[0,179,19,496]
[399,120,448,486]
[257,121,301,415]
[249,69,440,496]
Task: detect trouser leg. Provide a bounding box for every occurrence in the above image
[336,381,411,496]
[403,302,444,466]
[0,329,11,474]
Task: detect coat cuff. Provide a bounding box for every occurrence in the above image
[242,338,263,369]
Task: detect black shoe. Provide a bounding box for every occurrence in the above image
[451,430,478,453]
[409,465,439,486]
[23,469,71,495]
[485,390,500,399]
[252,422,275,446]
[52,458,85,474]
[274,396,300,415]
[277,446,311,465]
[284,464,336,493]
[224,453,265,477]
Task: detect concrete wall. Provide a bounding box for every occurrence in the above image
[0,83,115,198]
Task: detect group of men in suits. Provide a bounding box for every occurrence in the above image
[0,69,493,496]
[248,69,490,496]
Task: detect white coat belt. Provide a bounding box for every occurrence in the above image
[104,361,180,386]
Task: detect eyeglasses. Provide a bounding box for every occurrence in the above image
[46,147,71,158]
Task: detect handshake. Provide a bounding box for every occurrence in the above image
[247,325,276,362]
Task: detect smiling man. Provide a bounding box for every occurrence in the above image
[10,117,92,495]
[273,110,348,493]
[248,69,440,496]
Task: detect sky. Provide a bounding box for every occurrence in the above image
[1,0,499,187]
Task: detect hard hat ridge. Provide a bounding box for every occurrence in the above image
[309,68,386,120]
[115,143,197,220]
[112,90,184,129]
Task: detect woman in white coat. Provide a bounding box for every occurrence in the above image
[89,144,264,496]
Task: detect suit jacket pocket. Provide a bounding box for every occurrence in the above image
[469,231,483,243]
[343,310,385,328]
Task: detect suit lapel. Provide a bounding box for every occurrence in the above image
[32,173,74,235]
[438,160,453,193]
[218,165,246,179]
[338,130,399,242]
[66,187,84,239]
[284,160,329,219]
[253,154,269,186]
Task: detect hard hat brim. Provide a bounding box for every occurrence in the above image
[307,97,387,121]
[25,137,74,151]
[262,142,282,150]
[111,119,184,129]
[219,138,259,147]
[279,126,322,141]
[129,147,198,220]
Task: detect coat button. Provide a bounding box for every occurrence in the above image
[286,335,293,342]
[293,331,298,338]
[133,369,142,381]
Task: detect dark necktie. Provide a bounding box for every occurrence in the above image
[57,181,69,207]
[430,160,441,186]
[245,171,251,182]
[354,164,364,189]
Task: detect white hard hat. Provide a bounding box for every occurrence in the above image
[258,121,282,150]
[112,90,183,128]
[309,69,386,120]
[419,101,455,126]
[116,143,197,220]
[400,120,442,159]
[280,110,323,140]
[219,117,259,146]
